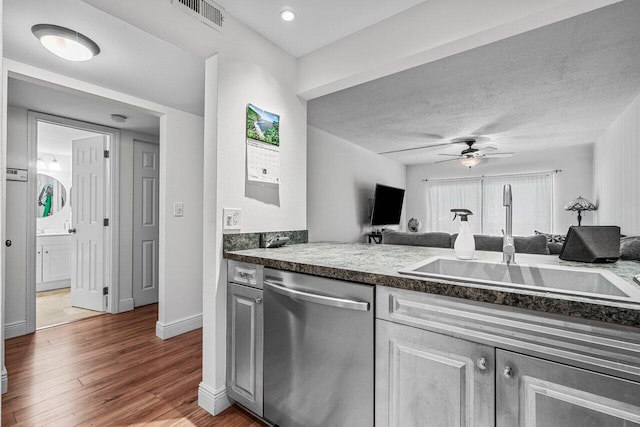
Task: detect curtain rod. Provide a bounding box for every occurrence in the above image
[421,169,562,182]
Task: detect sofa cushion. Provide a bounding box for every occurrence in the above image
[382,230,451,248]
[452,234,550,255]
[620,236,640,261]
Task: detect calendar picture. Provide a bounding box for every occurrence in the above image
[246,104,280,146]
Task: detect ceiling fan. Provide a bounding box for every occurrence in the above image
[436,138,513,168]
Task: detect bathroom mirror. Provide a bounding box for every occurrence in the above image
[37,174,67,218]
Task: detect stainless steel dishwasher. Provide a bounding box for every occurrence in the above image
[263,268,374,427]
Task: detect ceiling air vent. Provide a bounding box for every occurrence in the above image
[172,0,224,32]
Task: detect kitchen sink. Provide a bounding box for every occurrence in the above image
[399,256,640,303]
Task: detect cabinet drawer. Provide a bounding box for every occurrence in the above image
[228,260,263,288]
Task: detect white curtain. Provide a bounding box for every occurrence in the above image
[426,173,553,236]
[426,179,482,234]
[482,174,553,235]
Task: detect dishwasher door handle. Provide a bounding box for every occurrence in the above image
[264,279,370,312]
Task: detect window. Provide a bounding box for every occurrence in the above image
[426,173,553,235]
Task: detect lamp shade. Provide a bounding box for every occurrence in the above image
[564,196,597,212]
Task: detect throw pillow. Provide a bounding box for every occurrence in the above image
[535,230,566,243]
[620,236,640,261]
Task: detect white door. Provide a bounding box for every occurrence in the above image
[71,135,106,311]
[132,141,159,307]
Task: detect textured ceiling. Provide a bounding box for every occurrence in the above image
[308,1,640,165]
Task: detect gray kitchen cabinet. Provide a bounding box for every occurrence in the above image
[497,349,640,427]
[376,319,495,427]
[227,281,263,417]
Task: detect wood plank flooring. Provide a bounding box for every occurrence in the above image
[2,304,265,426]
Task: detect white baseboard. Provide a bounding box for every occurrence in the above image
[198,382,230,415]
[155,313,202,339]
[36,280,70,292]
[118,298,134,313]
[5,320,28,339]
[2,365,8,394]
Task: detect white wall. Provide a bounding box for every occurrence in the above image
[199,14,307,415]
[406,144,594,235]
[307,126,406,242]
[594,91,640,236]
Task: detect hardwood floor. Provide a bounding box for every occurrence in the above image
[2,304,265,426]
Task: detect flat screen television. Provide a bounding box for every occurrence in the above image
[371,184,405,227]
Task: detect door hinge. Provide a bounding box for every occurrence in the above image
[103,287,108,295]
[104,218,109,226]
[104,150,110,158]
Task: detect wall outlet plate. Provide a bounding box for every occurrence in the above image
[223,208,242,230]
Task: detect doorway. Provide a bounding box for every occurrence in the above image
[34,121,107,328]
[25,112,120,332]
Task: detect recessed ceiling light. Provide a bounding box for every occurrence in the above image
[31,24,100,62]
[280,9,296,22]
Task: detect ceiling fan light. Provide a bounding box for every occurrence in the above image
[32,24,100,62]
[280,9,296,21]
[460,157,481,168]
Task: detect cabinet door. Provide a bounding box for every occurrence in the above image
[227,282,263,417]
[42,244,71,282]
[497,349,640,426]
[376,319,495,427]
[35,245,43,283]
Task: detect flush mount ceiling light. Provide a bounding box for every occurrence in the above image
[31,24,100,62]
[110,114,127,123]
[459,157,482,168]
[280,9,296,22]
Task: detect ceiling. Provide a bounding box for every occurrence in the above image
[308,1,640,165]
[215,0,427,57]
[8,77,160,137]
[4,0,205,115]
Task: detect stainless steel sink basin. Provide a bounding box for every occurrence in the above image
[399,256,640,303]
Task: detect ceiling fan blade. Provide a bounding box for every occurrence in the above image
[437,154,462,157]
[484,152,513,158]
[378,140,466,155]
[434,158,461,164]
[476,146,498,153]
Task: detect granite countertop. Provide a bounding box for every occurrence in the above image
[225,242,640,328]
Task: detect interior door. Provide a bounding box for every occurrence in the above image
[70,135,106,312]
[132,141,159,307]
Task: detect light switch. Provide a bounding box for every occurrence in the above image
[173,202,184,217]
[223,208,241,230]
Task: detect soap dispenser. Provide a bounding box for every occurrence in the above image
[451,209,475,260]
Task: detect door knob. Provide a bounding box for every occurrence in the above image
[476,357,488,371]
[68,228,77,234]
[503,366,514,378]
[5,239,12,247]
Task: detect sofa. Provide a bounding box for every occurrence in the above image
[382,230,640,260]
[382,230,551,255]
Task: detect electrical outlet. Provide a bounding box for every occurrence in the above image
[223,208,242,230]
[173,202,184,217]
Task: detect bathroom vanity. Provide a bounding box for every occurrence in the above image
[36,233,71,292]
[226,242,640,426]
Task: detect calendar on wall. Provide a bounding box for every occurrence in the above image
[246,104,280,184]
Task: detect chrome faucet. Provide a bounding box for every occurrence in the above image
[502,184,515,265]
